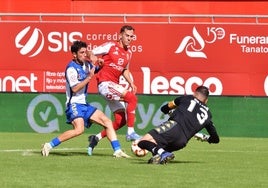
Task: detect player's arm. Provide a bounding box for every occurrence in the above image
[205,122,220,143]
[86,50,104,67]
[89,61,101,74]
[122,69,137,93]
[195,122,220,143]
[87,42,114,66]
[160,97,181,114]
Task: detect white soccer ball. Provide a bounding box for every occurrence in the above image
[131,140,148,157]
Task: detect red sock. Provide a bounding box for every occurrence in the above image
[123,92,137,127]
[100,111,126,138]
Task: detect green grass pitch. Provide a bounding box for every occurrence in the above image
[0,133,267,188]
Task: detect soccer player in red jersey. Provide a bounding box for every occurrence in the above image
[87,25,141,155]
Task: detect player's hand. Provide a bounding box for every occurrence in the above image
[194,133,210,142]
[130,83,137,94]
[161,104,170,114]
[87,51,104,66]
[88,66,95,78]
[96,58,104,67]
[168,109,175,116]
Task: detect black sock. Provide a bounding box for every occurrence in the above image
[138,140,160,155]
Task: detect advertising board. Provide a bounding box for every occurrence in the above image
[1,23,268,96]
[0,93,267,137]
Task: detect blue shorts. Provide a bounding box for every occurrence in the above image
[65,103,97,128]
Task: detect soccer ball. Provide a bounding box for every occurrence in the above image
[131,140,148,157]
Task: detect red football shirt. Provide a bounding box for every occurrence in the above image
[92,41,132,84]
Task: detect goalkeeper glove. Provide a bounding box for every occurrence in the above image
[168,109,175,116]
[161,104,170,114]
[194,133,210,142]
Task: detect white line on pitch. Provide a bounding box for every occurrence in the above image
[0,147,111,153]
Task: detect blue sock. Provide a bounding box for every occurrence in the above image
[50,137,61,148]
[111,140,121,151]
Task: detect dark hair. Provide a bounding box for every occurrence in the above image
[120,25,135,33]
[195,86,209,98]
[71,40,87,53]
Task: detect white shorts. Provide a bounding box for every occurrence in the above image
[98,81,126,112]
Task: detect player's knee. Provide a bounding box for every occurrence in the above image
[74,128,84,136]
[124,92,137,104]
[117,118,126,127]
[118,114,126,126]
[100,115,113,128]
[113,111,126,128]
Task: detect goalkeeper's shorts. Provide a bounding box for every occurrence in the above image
[148,120,187,152]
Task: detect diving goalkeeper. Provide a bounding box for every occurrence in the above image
[137,86,220,164]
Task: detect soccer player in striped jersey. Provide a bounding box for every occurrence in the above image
[41,40,129,158]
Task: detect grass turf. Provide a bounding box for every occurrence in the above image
[0,133,267,188]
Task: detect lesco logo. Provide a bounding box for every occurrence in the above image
[15,26,45,57]
[264,76,268,96]
[175,26,225,59]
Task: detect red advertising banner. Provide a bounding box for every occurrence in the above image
[0,22,268,96]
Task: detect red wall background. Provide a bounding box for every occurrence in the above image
[1,0,268,15]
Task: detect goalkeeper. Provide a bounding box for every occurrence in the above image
[137,86,220,164]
